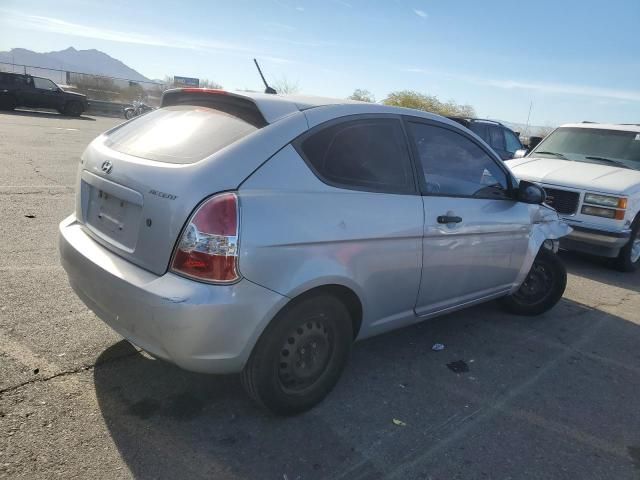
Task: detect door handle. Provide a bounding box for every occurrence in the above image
[437,215,462,224]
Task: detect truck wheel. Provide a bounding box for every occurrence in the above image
[63,101,83,117]
[615,217,640,272]
[0,95,17,110]
[242,293,352,415]
[500,248,567,316]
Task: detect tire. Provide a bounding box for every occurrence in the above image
[614,216,640,272]
[124,109,135,120]
[500,248,567,316]
[0,95,17,111]
[63,101,83,117]
[241,293,353,415]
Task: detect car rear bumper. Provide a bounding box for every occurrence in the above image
[560,224,631,258]
[58,215,288,374]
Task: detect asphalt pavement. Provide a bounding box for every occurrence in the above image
[1,109,639,480]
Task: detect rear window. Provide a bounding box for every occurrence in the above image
[105,105,259,164]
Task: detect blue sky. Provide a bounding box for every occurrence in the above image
[1,0,639,126]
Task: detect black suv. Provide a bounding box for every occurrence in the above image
[447,117,524,160]
[0,72,88,116]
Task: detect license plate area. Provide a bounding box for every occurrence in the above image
[86,185,142,251]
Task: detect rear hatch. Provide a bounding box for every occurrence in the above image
[76,90,301,276]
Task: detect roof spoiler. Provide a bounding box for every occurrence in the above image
[161,88,268,128]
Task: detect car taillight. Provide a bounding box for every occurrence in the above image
[171,192,239,283]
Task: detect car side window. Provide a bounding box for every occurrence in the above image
[33,77,57,90]
[408,122,510,199]
[469,122,488,143]
[504,128,522,154]
[488,125,506,151]
[298,118,415,194]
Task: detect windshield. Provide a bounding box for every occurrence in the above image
[531,127,640,170]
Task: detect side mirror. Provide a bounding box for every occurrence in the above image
[518,180,546,204]
[513,149,528,159]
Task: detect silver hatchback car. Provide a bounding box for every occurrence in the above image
[59,89,570,414]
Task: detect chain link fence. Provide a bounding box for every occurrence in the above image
[0,62,170,117]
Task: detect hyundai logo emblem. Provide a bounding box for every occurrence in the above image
[101,160,113,174]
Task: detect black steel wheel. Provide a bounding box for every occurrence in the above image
[500,248,567,316]
[242,293,352,415]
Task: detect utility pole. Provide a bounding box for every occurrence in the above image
[524,101,533,136]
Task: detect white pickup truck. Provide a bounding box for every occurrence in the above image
[506,122,640,272]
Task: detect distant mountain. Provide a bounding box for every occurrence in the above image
[0,47,150,82]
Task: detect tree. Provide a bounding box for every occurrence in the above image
[200,78,223,89]
[348,89,375,103]
[383,90,475,117]
[272,77,300,94]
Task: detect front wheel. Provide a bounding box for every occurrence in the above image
[614,217,640,272]
[124,108,136,120]
[500,248,567,316]
[241,293,353,415]
[63,101,83,117]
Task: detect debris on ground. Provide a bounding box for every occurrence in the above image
[431,343,445,351]
[392,418,407,427]
[446,360,469,374]
[24,214,36,219]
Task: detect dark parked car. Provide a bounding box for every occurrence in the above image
[448,117,524,160]
[0,72,87,116]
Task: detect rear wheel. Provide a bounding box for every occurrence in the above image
[500,248,567,316]
[63,101,83,117]
[615,216,640,272]
[241,293,352,415]
[0,95,17,110]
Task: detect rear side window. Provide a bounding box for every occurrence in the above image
[469,122,488,142]
[105,105,259,164]
[488,125,506,150]
[297,118,415,194]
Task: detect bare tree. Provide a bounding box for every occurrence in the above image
[200,78,223,89]
[272,77,300,94]
[348,89,375,103]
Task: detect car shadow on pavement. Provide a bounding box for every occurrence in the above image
[93,298,640,480]
[5,109,97,121]
[560,250,640,293]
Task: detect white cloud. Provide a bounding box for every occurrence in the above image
[296,6,305,11]
[402,66,640,103]
[0,10,251,54]
[413,9,428,18]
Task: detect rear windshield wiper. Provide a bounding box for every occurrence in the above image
[535,151,568,159]
[584,156,632,170]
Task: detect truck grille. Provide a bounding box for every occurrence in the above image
[543,188,580,215]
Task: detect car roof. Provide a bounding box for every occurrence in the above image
[164,88,459,125]
[559,122,640,133]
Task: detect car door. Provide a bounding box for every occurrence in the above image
[241,114,425,338]
[30,77,62,110]
[405,118,531,317]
